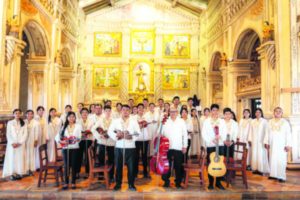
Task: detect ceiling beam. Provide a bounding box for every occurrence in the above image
[82,0,109,15]
[172,0,178,7]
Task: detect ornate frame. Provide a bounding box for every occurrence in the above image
[93,32,122,57]
[162,66,190,90]
[162,34,190,58]
[92,65,121,89]
[129,59,154,92]
[130,29,155,54]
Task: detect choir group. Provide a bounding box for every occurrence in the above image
[2,96,292,191]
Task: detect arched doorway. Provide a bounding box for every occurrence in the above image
[20,20,49,110]
[208,51,223,107]
[233,29,261,118]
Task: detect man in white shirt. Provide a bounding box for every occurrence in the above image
[112,103,122,119]
[60,105,72,126]
[161,106,188,189]
[202,104,227,190]
[172,96,181,113]
[89,104,103,125]
[108,104,141,191]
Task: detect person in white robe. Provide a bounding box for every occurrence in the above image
[223,108,239,159]
[181,108,192,161]
[112,103,122,119]
[47,108,62,162]
[264,107,292,182]
[76,103,84,120]
[24,110,39,175]
[60,105,72,126]
[88,104,103,125]
[35,106,48,169]
[3,109,28,180]
[237,109,252,169]
[144,103,159,156]
[200,108,210,132]
[248,108,270,175]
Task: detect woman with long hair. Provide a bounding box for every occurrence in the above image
[47,108,62,162]
[55,112,82,190]
[190,108,201,157]
[3,109,28,180]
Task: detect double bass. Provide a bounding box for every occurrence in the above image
[150,114,169,175]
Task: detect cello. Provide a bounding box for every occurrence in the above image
[150,114,169,175]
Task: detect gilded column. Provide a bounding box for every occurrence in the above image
[120,64,129,103]
[154,63,162,101]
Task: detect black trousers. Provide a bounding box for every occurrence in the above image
[62,148,79,184]
[224,144,234,158]
[162,149,184,186]
[97,144,115,179]
[115,148,136,186]
[78,140,93,174]
[207,146,225,186]
[185,139,191,163]
[135,141,149,176]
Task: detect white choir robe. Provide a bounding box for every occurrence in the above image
[35,116,48,169]
[78,118,95,142]
[91,117,115,147]
[136,114,151,142]
[47,117,62,162]
[190,117,201,155]
[2,120,28,177]
[199,116,209,148]
[88,113,103,126]
[238,118,252,165]
[144,111,159,156]
[25,119,39,172]
[111,111,121,119]
[248,118,270,174]
[264,118,292,180]
[225,119,239,142]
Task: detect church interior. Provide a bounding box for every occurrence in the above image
[1,0,300,199]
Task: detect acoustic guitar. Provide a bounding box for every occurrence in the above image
[208,126,227,177]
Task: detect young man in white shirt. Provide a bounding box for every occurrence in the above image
[108,104,141,191]
[202,104,227,190]
[161,106,188,189]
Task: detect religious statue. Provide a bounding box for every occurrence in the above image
[262,21,274,43]
[135,65,147,92]
[220,52,228,67]
[54,50,62,65]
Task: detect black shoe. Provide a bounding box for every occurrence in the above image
[216,183,225,190]
[15,174,22,180]
[10,175,17,181]
[246,166,252,171]
[252,170,259,175]
[176,184,183,189]
[71,184,76,190]
[268,176,277,180]
[62,185,68,190]
[114,184,121,191]
[163,182,170,188]
[208,185,214,190]
[110,178,115,183]
[278,179,286,183]
[128,185,136,191]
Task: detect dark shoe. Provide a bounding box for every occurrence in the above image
[71,184,76,189]
[10,175,17,181]
[252,170,259,175]
[163,182,170,188]
[62,185,68,190]
[208,185,214,190]
[278,179,286,183]
[216,183,225,190]
[128,185,136,191]
[176,184,183,189]
[15,174,22,180]
[110,178,115,183]
[268,176,277,180]
[114,184,121,191]
[246,166,252,171]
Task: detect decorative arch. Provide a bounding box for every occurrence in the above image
[233,29,260,60]
[22,20,50,58]
[210,51,222,72]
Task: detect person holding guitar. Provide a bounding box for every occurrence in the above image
[108,104,141,191]
[91,105,116,183]
[55,112,82,190]
[161,106,188,189]
[202,104,227,190]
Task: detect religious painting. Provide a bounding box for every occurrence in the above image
[129,59,154,92]
[163,34,190,58]
[162,67,190,90]
[94,32,122,57]
[130,30,155,54]
[93,66,120,88]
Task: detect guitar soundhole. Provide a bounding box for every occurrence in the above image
[214,156,219,163]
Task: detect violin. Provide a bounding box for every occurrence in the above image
[81,130,92,139]
[60,136,80,148]
[139,120,150,128]
[114,129,139,140]
[150,114,170,175]
[96,127,109,139]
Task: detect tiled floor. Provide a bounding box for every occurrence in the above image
[0,168,300,199]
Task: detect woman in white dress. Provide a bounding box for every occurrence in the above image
[3,109,28,180]
[237,109,252,169]
[24,110,39,176]
[55,111,82,190]
[264,107,292,182]
[200,108,210,132]
[223,108,239,159]
[248,108,270,175]
[47,108,62,162]
[35,106,48,169]
[181,108,192,162]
